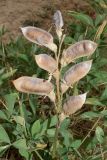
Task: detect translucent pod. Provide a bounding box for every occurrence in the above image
[53,10,64,39]
[21,27,57,53]
[13,76,55,102]
[61,82,69,94]
[35,54,57,74]
[61,40,97,65]
[63,93,87,115]
[63,60,92,87]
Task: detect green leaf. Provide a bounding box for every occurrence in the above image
[70,140,81,149]
[60,118,70,132]
[0,125,10,143]
[1,69,17,80]
[81,111,99,119]
[47,128,55,137]
[101,110,107,116]
[17,54,29,62]
[95,126,104,144]
[19,149,29,160]
[4,93,18,115]
[85,98,104,106]
[0,110,8,120]
[0,145,9,153]
[13,139,27,149]
[50,115,58,127]
[95,14,106,26]
[101,86,107,101]
[62,130,72,148]
[41,119,48,135]
[31,120,41,136]
[69,11,94,26]
[13,116,25,126]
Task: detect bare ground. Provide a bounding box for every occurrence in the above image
[0,0,90,40]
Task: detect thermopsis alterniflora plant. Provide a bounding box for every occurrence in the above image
[13,10,97,155]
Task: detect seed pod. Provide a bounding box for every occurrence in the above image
[61,40,97,65]
[53,10,64,39]
[13,76,55,101]
[21,27,57,53]
[61,82,69,94]
[35,54,57,74]
[63,60,92,87]
[63,93,87,115]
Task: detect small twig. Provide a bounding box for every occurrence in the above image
[35,150,44,160]
[79,107,106,147]
[100,143,105,160]
[80,117,100,146]
[0,99,7,109]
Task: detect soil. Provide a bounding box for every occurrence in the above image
[0,0,90,40]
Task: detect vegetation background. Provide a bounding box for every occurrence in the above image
[0,0,107,160]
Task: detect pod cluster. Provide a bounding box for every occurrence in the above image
[13,10,97,119]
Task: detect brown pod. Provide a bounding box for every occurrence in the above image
[61,40,97,65]
[35,54,57,74]
[63,60,92,87]
[21,27,57,52]
[13,76,54,96]
[63,93,87,115]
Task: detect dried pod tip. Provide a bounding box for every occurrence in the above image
[53,10,64,39]
[53,10,64,29]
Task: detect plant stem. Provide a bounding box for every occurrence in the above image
[52,34,65,158]
[35,150,44,160]
[56,34,65,112]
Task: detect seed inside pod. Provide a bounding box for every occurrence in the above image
[63,60,92,87]
[13,76,54,96]
[63,93,87,115]
[61,40,97,65]
[35,54,57,74]
[21,26,57,53]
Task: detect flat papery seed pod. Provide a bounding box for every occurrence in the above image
[63,93,87,115]
[53,10,64,30]
[63,60,92,86]
[61,40,97,65]
[21,27,57,53]
[13,76,54,96]
[61,82,69,94]
[35,54,57,74]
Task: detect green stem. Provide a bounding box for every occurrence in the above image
[35,150,44,160]
[52,34,65,158]
[52,121,59,158]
